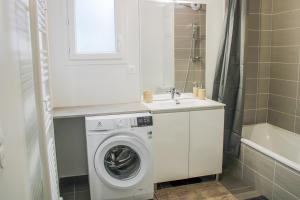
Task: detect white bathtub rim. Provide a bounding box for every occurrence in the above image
[241,138,300,173]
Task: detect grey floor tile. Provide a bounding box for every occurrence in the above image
[75,182,89,193]
[62,192,75,200]
[61,183,75,194]
[75,190,90,200]
[74,176,89,192]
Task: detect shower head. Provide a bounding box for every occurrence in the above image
[180,3,202,11]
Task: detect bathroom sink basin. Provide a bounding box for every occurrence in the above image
[144,98,225,112]
[152,93,194,101]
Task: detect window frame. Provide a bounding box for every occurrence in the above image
[67,0,123,61]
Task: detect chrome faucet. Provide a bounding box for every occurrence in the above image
[167,87,181,100]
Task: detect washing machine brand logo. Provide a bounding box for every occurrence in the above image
[97,121,103,127]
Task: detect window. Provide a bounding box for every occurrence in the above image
[68,0,119,59]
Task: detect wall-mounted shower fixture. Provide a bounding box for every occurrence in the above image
[191,23,200,63]
[184,23,201,92]
[179,3,202,11]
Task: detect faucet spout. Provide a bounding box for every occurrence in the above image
[167,87,181,99]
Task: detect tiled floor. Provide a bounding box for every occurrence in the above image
[60,175,244,200]
[60,176,90,200]
[154,182,237,200]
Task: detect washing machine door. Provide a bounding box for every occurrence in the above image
[94,134,151,189]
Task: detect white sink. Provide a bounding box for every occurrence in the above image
[152,93,194,101]
[144,97,225,112]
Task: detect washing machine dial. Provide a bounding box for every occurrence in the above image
[116,119,127,128]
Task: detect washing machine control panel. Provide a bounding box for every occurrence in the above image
[136,116,153,127]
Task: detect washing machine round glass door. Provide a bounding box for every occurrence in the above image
[94,134,151,189]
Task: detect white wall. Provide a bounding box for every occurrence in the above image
[48,0,225,107]
[48,0,140,107]
[206,0,226,98]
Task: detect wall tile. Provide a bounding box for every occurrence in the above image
[271,47,300,64]
[294,116,300,134]
[175,25,193,37]
[260,31,272,46]
[175,70,202,82]
[296,101,300,117]
[243,110,256,125]
[297,82,300,99]
[247,47,259,62]
[273,184,299,200]
[275,163,300,198]
[258,78,269,93]
[268,94,296,115]
[245,79,258,94]
[273,0,300,13]
[272,28,300,46]
[259,47,271,62]
[268,110,295,132]
[269,79,297,98]
[245,94,257,109]
[258,63,270,78]
[260,0,273,14]
[260,14,272,30]
[247,30,260,46]
[247,0,260,14]
[243,166,273,199]
[258,94,269,109]
[247,14,260,30]
[175,13,200,26]
[256,109,268,123]
[273,10,300,29]
[175,49,190,59]
[270,63,299,81]
[245,0,300,134]
[246,63,259,78]
[175,38,192,49]
[244,146,275,180]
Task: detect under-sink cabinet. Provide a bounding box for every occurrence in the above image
[153,109,224,183]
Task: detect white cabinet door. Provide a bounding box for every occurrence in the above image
[153,112,190,183]
[189,109,224,178]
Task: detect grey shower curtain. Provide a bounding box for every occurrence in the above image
[212,0,245,164]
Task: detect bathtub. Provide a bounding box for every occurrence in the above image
[240,123,300,199]
[242,123,300,172]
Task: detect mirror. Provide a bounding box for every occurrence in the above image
[140,0,206,94]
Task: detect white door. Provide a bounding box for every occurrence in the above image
[94,135,151,188]
[153,112,190,183]
[189,109,224,178]
[30,0,60,199]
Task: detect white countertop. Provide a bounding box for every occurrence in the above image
[53,102,150,119]
[53,94,225,118]
[144,98,225,114]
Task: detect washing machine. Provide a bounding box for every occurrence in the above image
[85,113,153,200]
